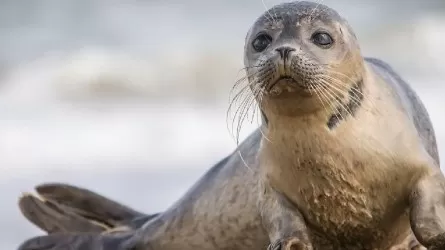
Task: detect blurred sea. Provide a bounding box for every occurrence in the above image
[1,0,445,248]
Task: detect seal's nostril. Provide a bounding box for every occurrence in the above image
[275,47,296,59]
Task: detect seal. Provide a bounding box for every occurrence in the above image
[244,2,443,250]
[18,183,422,250]
[17,1,441,250]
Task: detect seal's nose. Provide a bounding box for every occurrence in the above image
[275,47,296,60]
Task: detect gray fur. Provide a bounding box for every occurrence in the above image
[365,57,440,166]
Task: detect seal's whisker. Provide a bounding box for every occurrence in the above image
[315,80,342,120]
[237,150,253,172]
[244,86,260,125]
[245,85,263,124]
[227,87,255,141]
[228,75,259,110]
[229,79,252,104]
[251,87,273,143]
[230,80,262,144]
[322,69,364,98]
[309,0,324,21]
[319,79,364,132]
[228,74,273,146]
[322,71,362,97]
[249,85,263,124]
[270,5,279,22]
[321,72,381,116]
[231,90,253,136]
[261,0,277,23]
[319,75,364,109]
[310,81,330,116]
[251,100,258,124]
[319,80,354,119]
[236,94,256,144]
[311,82,330,114]
[321,70,376,108]
[324,78,373,115]
[232,64,263,87]
[258,120,272,143]
[228,85,252,118]
[252,84,273,143]
[306,82,313,95]
[230,71,260,99]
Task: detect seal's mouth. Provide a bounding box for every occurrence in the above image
[267,77,296,91]
[267,76,312,93]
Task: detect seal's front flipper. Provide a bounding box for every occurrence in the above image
[258,183,313,250]
[17,232,136,250]
[18,193,108,233]
[35,183,146,226]
[409,169,445,250]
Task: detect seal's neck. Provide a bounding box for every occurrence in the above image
[259,75,366,134]
[326,77,364,130]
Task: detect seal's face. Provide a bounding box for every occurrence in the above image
[244,1,364,116]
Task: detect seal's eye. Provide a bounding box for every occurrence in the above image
[311,32,334,48]
[252,33,273,52]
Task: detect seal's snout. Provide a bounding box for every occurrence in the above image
[275,47,296,60]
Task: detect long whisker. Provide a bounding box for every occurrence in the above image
[249,84,264,123]
[261,0,277,23]
[228,88,253,139]
[229,75,267,144]
[231,87,261,171]
[236,96,254,144]
[309,0,324,21]
[322,69,367,100]
[233,89,255,140]
[320,71,379,116]
[228,85,254,121]
[319,69,370,105]
[237,150,253,172]
[314,81,341,121]
[252,87,272,143]
[319,75,363,109]
[227,66,274,146]
[309,81,330,116]
[236,85,266,144]
[319,79,353,119]
[228,71,259,108]
[229,70,261,100]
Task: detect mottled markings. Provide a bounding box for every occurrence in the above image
[327,78,364,130]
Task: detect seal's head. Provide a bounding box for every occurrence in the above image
[244,1,365,118]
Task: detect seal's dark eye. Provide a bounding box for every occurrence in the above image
[252,33,273,52]
[311,32,334,48]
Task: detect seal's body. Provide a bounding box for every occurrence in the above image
[18,2,444,250]
[19,126,422,250]
[259,58,438,249]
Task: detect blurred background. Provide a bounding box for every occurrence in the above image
[1,0,444,248]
